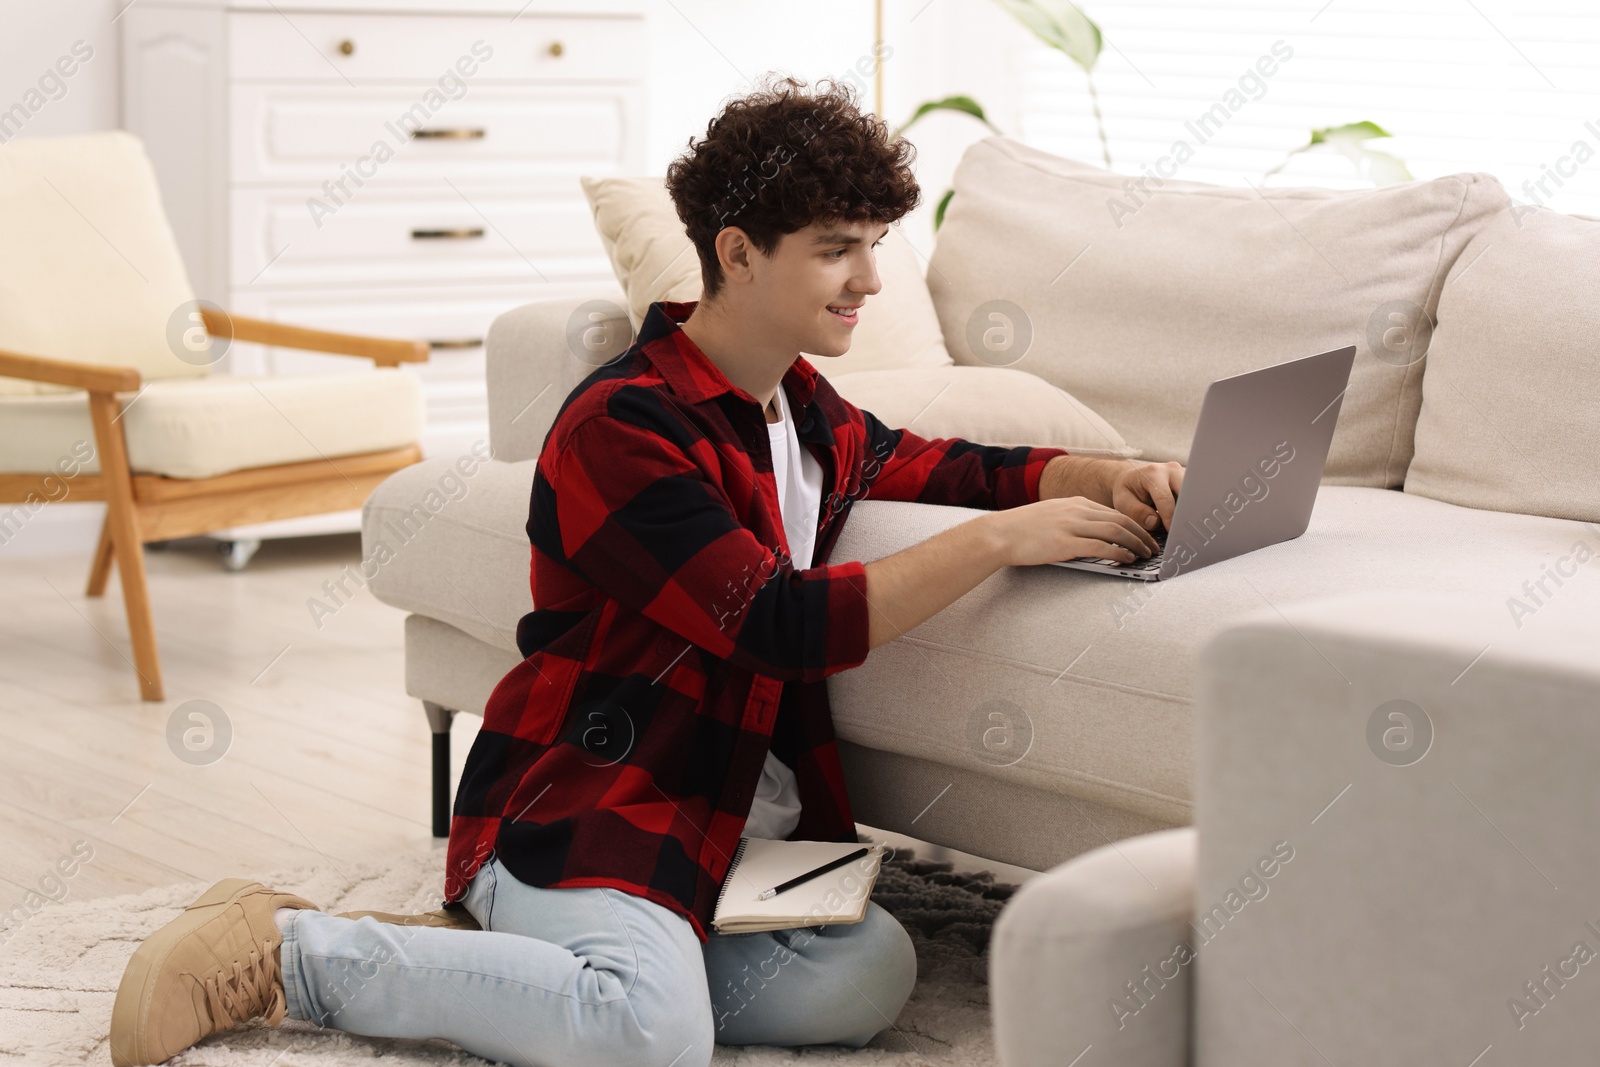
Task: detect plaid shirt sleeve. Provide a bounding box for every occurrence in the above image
[550,413,873,683]
[857,406,1071,510]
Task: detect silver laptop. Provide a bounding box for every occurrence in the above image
[1050,345,1357,582]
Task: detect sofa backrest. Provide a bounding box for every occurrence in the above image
[1404,203,1600,524]
[926,136,1510,488]
[0,130,212,395]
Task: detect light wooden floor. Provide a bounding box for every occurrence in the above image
[0,534,1037,909]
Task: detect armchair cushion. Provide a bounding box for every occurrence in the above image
[0,130,211,396]
[577,174,955,375]
[0,369,423,479]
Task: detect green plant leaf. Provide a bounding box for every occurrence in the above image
[934,188,955,232]
[1308,120,1392,146]
[991,0,1103,72]
[1265,120,1411,185]
[1305,120,1395,146]
[1318,123,1412,185]
[898,95,1004,136]
[1361,150,1414,186]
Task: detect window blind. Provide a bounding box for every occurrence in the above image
[1015,0,1600,216]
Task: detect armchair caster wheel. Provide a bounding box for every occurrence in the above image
[217,538,262,572]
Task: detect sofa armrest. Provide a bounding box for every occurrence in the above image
[360,455,537,652]
[991,827,1196,1067]
[1194,589,1600,1065]
[485,288,630,463]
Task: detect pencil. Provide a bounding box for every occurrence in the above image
[756,846,874,901]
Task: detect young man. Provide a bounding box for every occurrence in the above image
[109,75,1182,1067]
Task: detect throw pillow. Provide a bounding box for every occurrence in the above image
[829,366,1140,458]
[578,174,954,376]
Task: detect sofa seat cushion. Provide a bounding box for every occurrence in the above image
[824,486,1600,825]
[365,461,1598,825]
[0,369,423,479]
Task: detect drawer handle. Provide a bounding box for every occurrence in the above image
[427,338,485,350]
[411,128,486,140]
[411,228,485,240]
[338,39,355,56]
[548,41,564,57]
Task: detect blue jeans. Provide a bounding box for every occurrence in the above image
[277,854,918,1067]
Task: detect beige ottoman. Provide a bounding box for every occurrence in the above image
[990,827,1195,1067]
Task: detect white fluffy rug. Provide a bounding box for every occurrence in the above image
[0,834,1015,1066]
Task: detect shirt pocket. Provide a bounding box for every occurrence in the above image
[527,650,588,747]
[486,649,586,747]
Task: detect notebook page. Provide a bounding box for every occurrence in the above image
[715,838,882,926]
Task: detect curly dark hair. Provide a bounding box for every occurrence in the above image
[664,73,921,302]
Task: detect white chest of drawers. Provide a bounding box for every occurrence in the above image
[121,0,646,540]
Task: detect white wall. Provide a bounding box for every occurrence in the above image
[0,0,1018,277]
[638,0,1022,257]
[0,0,123,140]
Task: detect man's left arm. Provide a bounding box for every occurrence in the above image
[859,407,1184,530]
[858,408,1069,512]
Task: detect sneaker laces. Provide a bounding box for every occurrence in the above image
[202,936,286,1029]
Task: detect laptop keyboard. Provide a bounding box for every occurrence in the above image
[1069,525,1167,571]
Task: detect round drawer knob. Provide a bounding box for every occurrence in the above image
[338,39,355,56]
[548,40,564,57]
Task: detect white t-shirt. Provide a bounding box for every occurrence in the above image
[739,381,825,840]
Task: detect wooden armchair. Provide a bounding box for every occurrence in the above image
[0,131,432,702]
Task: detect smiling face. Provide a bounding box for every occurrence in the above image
[752,217,888,358]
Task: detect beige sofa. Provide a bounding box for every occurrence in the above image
[363,137,1600,1057]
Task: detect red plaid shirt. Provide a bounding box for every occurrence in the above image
[443,298,1071,942]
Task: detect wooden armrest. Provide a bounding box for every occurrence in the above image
[203,308,431,367]
[0,346,141,393]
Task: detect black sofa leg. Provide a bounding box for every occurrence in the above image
[423,701,457,838]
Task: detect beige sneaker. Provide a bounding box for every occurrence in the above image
[332,902,481,931]
[108,878,318,1066]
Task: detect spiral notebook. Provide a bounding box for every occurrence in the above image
[712,837,885,934]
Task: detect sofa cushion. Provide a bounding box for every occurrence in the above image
[826,486,1598,825]
[0,369,423,479]
[0,130,211,396]
[1405,204,1600,523]
[365,460,1600,824]
[578,174,955,375]
[926,135,1510,488]
[829,365,1140,458]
